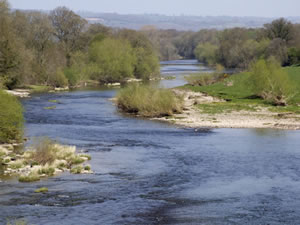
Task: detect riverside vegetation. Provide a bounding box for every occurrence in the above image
[183,59,300,118]
[117,84,183,117]
[0,0,160,91]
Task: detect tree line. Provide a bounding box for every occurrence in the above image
[0,0,160,89]
[142,19,300,69]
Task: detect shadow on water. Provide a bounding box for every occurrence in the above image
[1,60,300,225]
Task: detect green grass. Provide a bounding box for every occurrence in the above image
[26,85,51,93]
[182,66,300,114]
[197,102,258,114]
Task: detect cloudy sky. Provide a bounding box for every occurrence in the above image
[8,0,300,17]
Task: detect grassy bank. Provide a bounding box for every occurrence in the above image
[182,66,300,114]
[117,84,183,117]
[0,90,24,144]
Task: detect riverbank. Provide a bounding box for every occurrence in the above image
[153,89,300,130]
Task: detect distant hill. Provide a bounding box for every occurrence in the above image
[78,12,300,31]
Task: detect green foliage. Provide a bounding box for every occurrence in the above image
[183,66,300,115]
[134,47,160,80]
[89,38,136,83]
[34,187,49,193]
[117,84,183,117]
[287,48,300,65]
[84,165,91,171]
[264,18,294,43]
[6,219,27,225]
[249,59,295,105]
[48,69,68,88]
[194,43,218,65]
[64,51,90,86]
[71,165,83,174]
[0,90,23,143]
[38,167,55,176]
[19,173,40,182]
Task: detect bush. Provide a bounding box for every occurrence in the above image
[48,69,68,88]
[71,165,83,174]
[31,137,57,165]
[19,173,40,182]
[249,59,295,105]
[117,84,183,117]
[0,90,24,143]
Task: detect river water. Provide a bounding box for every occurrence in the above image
[1,60,300,225]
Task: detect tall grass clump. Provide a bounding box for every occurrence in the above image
[249,59,296,106]
[0,90,24,143]
[117,84,183,117]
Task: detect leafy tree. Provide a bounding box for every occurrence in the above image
[117,29,159,79]
[89,39,136,83]
[249,59,295,106]
[264,18,294,43]
[194,42,218,65]
[0,0,20,89]
[265,38,288,65]
[50,7,87,65]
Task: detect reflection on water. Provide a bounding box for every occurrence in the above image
[0,61,300,225]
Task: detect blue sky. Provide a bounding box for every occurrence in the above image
[8,0,300,17]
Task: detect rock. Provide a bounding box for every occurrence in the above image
[0,144,14,151]
[107,83,121,86]
[54,87,69,91]
[5,89,30,98]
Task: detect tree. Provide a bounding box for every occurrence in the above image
[0,0,20,89]
[117,29,160,79]
[249,59,294,106]
[265,38,288,65]
[194,42,218,65]
[89,39,136,83]
[264,18,294,43]
[50,7,87,66]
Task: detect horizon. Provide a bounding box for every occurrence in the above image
[8,0,300,18]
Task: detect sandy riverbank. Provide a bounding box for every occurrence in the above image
[153,90,300,130]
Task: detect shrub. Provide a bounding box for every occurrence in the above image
[0,90,24,143]
[84,165,91,171]
[71,165,83,174]
[48,69,68,88]
[117,84,183,117]
[71,156,85,165]
[31,137,57,165]
[19,173,40,182]
[38,167,55,176]
[249,59,295,105]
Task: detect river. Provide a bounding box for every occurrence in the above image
[1,60,300,225]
